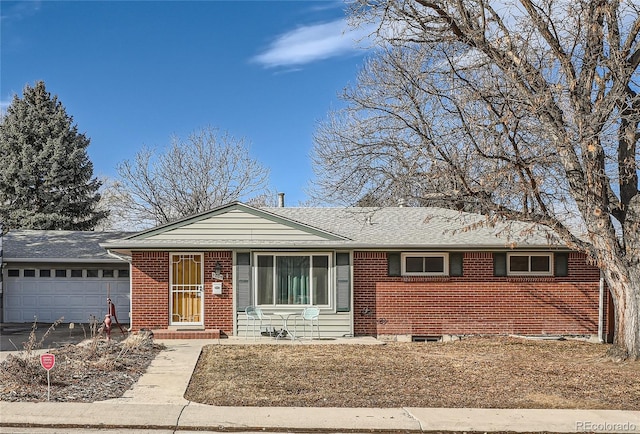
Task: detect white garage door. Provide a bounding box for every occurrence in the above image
[3,266,130,324]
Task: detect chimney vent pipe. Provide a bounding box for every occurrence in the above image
[278,193,285,207]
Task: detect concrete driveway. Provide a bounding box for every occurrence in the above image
[0,322,128,352]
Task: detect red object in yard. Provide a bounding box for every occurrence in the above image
[40,354,55,371]
[107,298,126,335]
[104,313,112,340]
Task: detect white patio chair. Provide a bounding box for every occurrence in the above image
[245,306,272,340]
[294,306,320,340]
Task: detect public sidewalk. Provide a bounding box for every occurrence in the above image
[1,338,639,433]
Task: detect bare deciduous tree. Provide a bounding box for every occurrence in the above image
[107,127,271,229]
[312,0,640,358]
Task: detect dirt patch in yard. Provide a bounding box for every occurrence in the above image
[185,337,640,409]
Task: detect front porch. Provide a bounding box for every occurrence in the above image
[235,310,352,339]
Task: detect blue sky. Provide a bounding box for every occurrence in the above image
[1,0,375,206]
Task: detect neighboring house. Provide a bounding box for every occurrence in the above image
[100,202,613,342]
[1,230,132,324]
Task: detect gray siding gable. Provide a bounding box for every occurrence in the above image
[126,202,348,242]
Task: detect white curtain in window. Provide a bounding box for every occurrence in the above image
[277,256,309,304]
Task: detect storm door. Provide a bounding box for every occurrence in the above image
[170,253,204,325]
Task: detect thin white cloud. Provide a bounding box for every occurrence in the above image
[0,1,41,23]
[253,18,375,68]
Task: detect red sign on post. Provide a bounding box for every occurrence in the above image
[40,353,55,401]
[40,354,55,371]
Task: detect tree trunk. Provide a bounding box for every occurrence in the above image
[603,260,640,360]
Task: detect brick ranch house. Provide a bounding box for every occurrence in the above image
[100,202,613,342]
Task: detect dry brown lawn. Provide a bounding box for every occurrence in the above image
[185,337,640,409]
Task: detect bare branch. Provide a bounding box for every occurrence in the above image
[106,126,271,228]
[315,0,640,355]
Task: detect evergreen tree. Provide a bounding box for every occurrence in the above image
[0,81,107,231]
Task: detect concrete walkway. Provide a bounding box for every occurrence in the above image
[1,338,639,433]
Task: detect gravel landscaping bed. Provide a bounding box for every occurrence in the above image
[0,333,163,402]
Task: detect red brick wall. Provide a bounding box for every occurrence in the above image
[203,251,233,334]
[130,251,233,335]
[353,251,609,338]
[131,251,169,330]
[131,249,609,339]
[353,251,388,336]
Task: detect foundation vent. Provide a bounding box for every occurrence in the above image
[412,335,442,343]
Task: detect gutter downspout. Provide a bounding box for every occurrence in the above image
[598,271,605,343]
[107,249,133,332]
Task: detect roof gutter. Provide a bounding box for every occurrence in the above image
[106,249,132,263]
[100,242,571,252]
[3,257,127,263]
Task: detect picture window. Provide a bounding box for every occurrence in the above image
[255,253,331,307]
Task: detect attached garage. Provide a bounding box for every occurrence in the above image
[1,231,132,325]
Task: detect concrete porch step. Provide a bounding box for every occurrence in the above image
[150,329,222,339]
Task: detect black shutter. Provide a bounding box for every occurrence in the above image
[554,252,569,277]
[388,252,401,276]
[236,252,252,311]
[493,252,507,277]
[449,252,464,277]
[336,253,351,312]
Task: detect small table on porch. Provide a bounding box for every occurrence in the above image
[272,311,300,342]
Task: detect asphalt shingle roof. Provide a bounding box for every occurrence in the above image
[2,206,565,262]
[2,230,133,262]
[262,207,561,248]
[99,204,563,252]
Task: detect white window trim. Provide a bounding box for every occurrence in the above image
[401,252,449,276]
[507,252,553,276]
[253,252,333,309]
